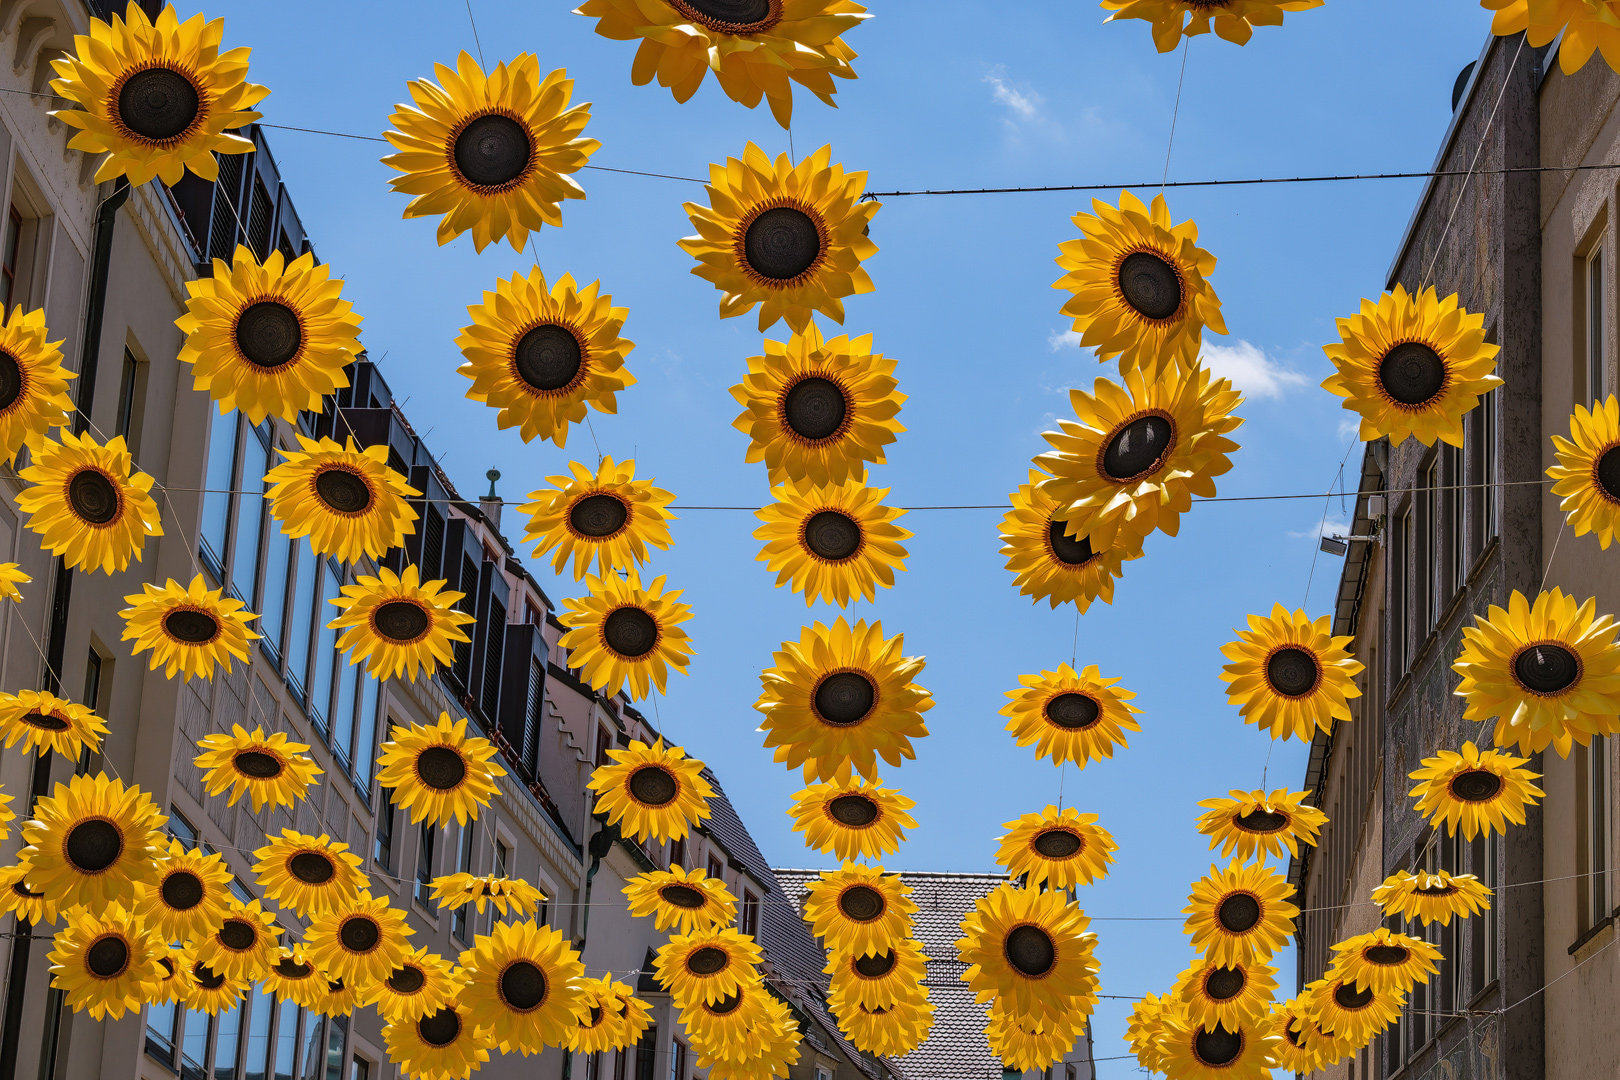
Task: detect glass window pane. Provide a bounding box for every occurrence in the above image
[331,662,358,772]
[145,998,178,1064]
[182,1009,212,1080]
[286,544,319,695]
[324,1016,347,1080]
[215,999,242,1080]
[200,410,238,571]
[231,426,269,601]
[308,564,342,730]
[353,674,379,794]
[259,534,292,662]
[301,1012,324,1080]
[274,999,299,1080]
[245,985,273,1080]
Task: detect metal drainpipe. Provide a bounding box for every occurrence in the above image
[0,176,130,1080]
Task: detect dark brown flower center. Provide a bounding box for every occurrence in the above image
[374,601,431,644]
[854,951,896,978]
[804,510,862,562]
[416,747,468,791]
[1101,414,1173,482]
[86,935,130,979]
[829,794,879,827]
[65,818,122,873]
[417,1009,461,1047]
[514,324,583,393]
[838,885,885,922]
[19,711,70,732]
[235,750,283,778]
[1414,882,1458,897]
[1266,647,1321,697]
[602,607,659,658]
[1449,769,1503,803]
[161,870,205,911]
[1217,893,1261,934]
[276,958,311,978]
[668,0,780,33]
[234,301,304,369]
[1005,925,1056,978]
[1235,808,1289,834]
[1033,829,1083,859]
[782,377,847,442]
[290,851,336,884]
[1379,342,1446,407]
[314,467,372,514]
[628,765,678,807]
[1365,945,1410,966]
[163,608,219,644]
[1047,520,1096,566]
[1118,251,1183,321]
[1596,446,1620,502]
[659,884,705,909]
[1205,967,1246,1000]
[339,915,380,953]
[117,66,199,143]
[195,963,226,990]
[68,469,119,525]
[1045,692,1100,730]
[743,206,821,281]
[570,494,628,538]
[388,965,426,994]
[686,947,728,975]
[706,992,741,1016]
[814,671,875,726]
[1334,982,1374,1010]
[0,351,22,411]
[453,113,533,190]
[218,919,257,951]
[1513,643,1580,695]
[1194,1024,1244,1066]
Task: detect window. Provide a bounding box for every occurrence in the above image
[116,348,144,455]
[274,999,299,1080]
[349,1058,368,1080]
[78,648,103,775]
[596,726,613,768]
[452,820,476,942]
[170,807,200,847]
[353,674,380,795]
[307,562,343,728]
[1392,509,1411,675]
[374,777,395,871]
[1479,388,1499,544]
[1443,443,1465,597]
[0,205,20,308]
[146,996,180,1066]
[708,854,724,882]
[285,543,319,694]
[416,822,436,908]
[669,837,685,869]
[1577,734,1611,934]
[635,1027,657,1080]
[323,1016,347,1080]
[614,1044,628,1080]
[301,1012,324,1080]
[245,985,273,1080]
[258,532,294,663]
[1421,459,1439,632]
[200,409,240,574]
[669,1039,686,1080]
[491,840,510,930]
[1590,244,1608,404]
[740,890,759,937]
[183,1007,213,1080]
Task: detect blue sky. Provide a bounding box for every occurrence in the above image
[214,0,1492,1068]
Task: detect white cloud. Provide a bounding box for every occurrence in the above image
[1289,516,1351,540]
[984,65,1043,122]
[1048,329,1086,352]
[1337,417,1362,441]
[1198,340,1308,400]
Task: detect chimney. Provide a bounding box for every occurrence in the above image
[480,468,503,531]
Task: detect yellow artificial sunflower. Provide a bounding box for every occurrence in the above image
[134,839,233,944]
[18,772,165,910]
[788,774,916,862]
[327,564,476,682]
[1322,284,1502,447]
[383,1001,494,1080]
[1101,0,1323,52]
[430,872,548,918]
[679,980,774,1062]
[383,53,599,252]
[568,975,652,1055]
[48,4,268,186]
[1155,1014,1276,1080]
[753,478,910,606]
[459,267,636,448]
[1453,587,1620,756]
[176,245,363,424]
[375,712,507,828]
[1123,992,1177,1073]
[48,902,161,1020]
[1327,928,1441,996]
[265,435,420,564]
[519,457,673,579]
[305,893,414,985]
[1371,869,1492,927]
[150,946,194,1007]
[1182,861,1298,967]
[0,862,58,925]
[1220,603,1364,743]
[0,793,14,845]
[826,936,928,1014]
[0,306,72,463]
[194,724,322,812]
[623,865,737,935]
[558,569,695,700]
[588,739,713,844]
[1549,395,1620,548]
[756,618,932,783]
[314,976,360,1018]
[1266,996,1346,1073]
[836,993,934,1057]
[458,920,588,1055]
[0,563,28,603]
[1304,974,1402,1048]
[1000,468,1146,611]
[730,322,905,487]
[1035,363,1243,552]
[955,883,1100,1022]
[1052,190,1228,375]
[985,997,1087,1073]
[0,690,108,760]
[1000,663,1142,768]
[17,430,161,574]
[182,956,252,1015]
[996,805,1118,889]
[364,946,464,1023]
[195,898,281,981]
[653,927,764,1008]
[263,946,327,1011]
[1408,741,1544,840]
[575,0,868,127]
[1195,787,1329,862]
[680,142,879,332]
[1174,955,1278,1031]
[252,829,367,918]
[1485,0,1620,76]
[120,574,259,680]
[803,863,916,959]
[692,993,802,1079]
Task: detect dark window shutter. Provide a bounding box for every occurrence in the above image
[481,600,506,718]
[452,554,478,687]
[525,657,544,773]
[421,507,444,583]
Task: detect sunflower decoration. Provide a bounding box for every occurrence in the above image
[305,893,414,986]
[0,306,72,464]
[1000,469,1146,611]
[588,738,714,843]
[327,564,475,683]
[1219,604,1364,743]
[458,920,588,1055]
[252,829,368,918]
[690,990,802,1077]
[263,946,327,1011]
[1173,955,1278,1032]
[679,981,774,1062]
[17,431,161,574]
[1485,0,1620,76]
[1371,869,1492,927]
[150,946,194,1007]
[1408,741,1544,840]
[1267,996,1345,1074]
[1182,861,1299,967]
[1034,363,1243,553]
[519,457,673,579]
[1327,928,1441,997]
[825,935,929,1012]
[837,993,934,1057]
[753,478,910,606]
[1101,0,1323,52]
[1322,284,1502,447]
[0,563,26,603]
[0,862,58,925]
[195,898,281,981]
[558,569,695,701]
[0,690,108,760]
[383,53,599,252]
[622,865,736,935]
[756,618,932,783]
[134,839,233,944]
[955,883,1100,1022]
[47,902,161,1020]
[364,946,464,1023]
[1052,190,1228,375]
[1000,664,1142,769]
[653,926,764,1008]
[194,724,322,813]
[375,712,507,828]
[1549,395,1620,549]
[1195,787,1329,863]
[730,323,905,487]
[315,977,360,1019]
[680,142,879,332]
[18,772,165,910]
[430,872,548,919]
[803,863,916,959]
[177,246,363,424]
[985,997,1086,1073]
[265,435,420,564]
[1155,1013,1276,1080]
[996,805,1118,889]
[789,774,916,862]
[48,4,268,186]
[1305,974,1403,1048]
[182,956,252,1015]
[569,975,652,1055]
[383,1000,495,1080]
[1453,588,1620,756]
[120,574,259,680]
[1123,992,1176,1073]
